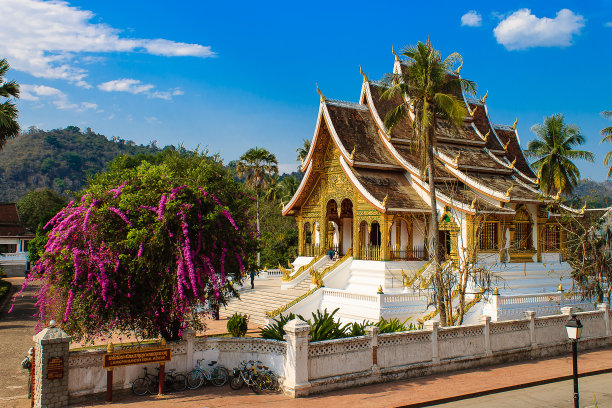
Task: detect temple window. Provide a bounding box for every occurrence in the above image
[512,207,533,251]
[542,224,561,252]
[478,221,498,251]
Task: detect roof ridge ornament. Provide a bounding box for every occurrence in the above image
[349,146,355,161]
[455,61,463,75]
[512,118,518,130]
[382,194,388,208]
[503,139,510,151]
[316,83,325,103]
[509,157,516,169]
[505,185,513,197]
[481,90,488,104]
[483,130,490,142]
[392,46,399,62]
[471,105,478,116]
[555,190,561,200]
[581,202,587,214]
[454,152,461,165]
[359,65,368,83]
[471,197,477,209]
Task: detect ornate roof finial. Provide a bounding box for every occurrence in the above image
[505,185,513,197]
[557,283,563,292]
[377,285,384,294]
[581,201,587,214]
[509,157,516,169]
[471,197,477,209]
[382,194,388,208]
[512,118,518,130]
[316,83,325,103]
[554,190,561,200]
[483,130,490,142]
[503,139,510,151]
[471,105,478,116]
[455,61,463,75]
[481,90,488,104]
[349,146,355,161]
[493,287,499,295]
[359,65,368,83]
[392,45,399,62]
[454,152,461,165]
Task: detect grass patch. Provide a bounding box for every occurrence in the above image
[0,279,12,307]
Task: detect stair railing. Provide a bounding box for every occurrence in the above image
[280,253,325,282]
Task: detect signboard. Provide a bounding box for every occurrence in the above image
[103,347,171,368]
[47,357,64,380]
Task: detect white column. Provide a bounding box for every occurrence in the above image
[598,304,610,336]
[479,315,492,356]
[182,329,196,371]
[283,319,311,397]
[524,311,536,347]
[366,326,380,377]
[424,321,439,364]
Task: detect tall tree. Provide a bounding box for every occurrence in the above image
[381,41,476,326]
[0,58,20,149]
[236,147,279,266]
[526,114,594,196]
[601,111,612,179]
[296,138,311,170]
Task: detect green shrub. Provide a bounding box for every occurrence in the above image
[376,317,417,333]
[0,279,11,303]
[260,313,296,340]
[227,313,248,337]
[301,308,349,342]
[0,265,6,279]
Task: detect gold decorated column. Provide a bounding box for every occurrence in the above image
[297,215,304,256]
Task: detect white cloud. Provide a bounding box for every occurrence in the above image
[98,79,154,94]
[98,79,183,100]
[0,0,214,87]
[461,11,482,27]
[20,84,97,111]
[494,8,585,50]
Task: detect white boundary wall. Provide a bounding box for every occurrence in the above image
[64,305,612,402]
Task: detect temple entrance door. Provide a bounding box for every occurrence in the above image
[340,199,353,255]
[438,230,451,260]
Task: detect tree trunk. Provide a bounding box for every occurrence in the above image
[256,193,260,268]
[427,129,446,326]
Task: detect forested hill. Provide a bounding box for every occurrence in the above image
[0,126,162,201]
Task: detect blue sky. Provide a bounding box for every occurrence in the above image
[2,0,611,180]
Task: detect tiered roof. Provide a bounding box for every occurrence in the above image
[283,55,576,218]
[0,203,34,238]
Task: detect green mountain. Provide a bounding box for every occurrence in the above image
[567,179,612,208]
[0,126,162,202]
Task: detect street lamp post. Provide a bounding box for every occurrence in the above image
[565,315,583,408]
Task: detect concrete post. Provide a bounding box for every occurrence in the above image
[424,321,439,364]
[182,329,196,371]
[561,306,574,317]
[283,319,311,397]
[33,325,72,408]
[598,304,610,336]
[366,326,380,377]
[524,311,537,347]
[479,315,492,356]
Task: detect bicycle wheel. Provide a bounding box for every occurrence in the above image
[211,367,229,387]
[267,372,279,391]
[147,379,159,395]
[249,376,263,394]
[131,378,148,396]
[186,369,204,390]
[229,375,244,390]
[171,374,187,391]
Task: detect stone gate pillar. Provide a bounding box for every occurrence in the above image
[33,323,71,408]
[283,319,311,397]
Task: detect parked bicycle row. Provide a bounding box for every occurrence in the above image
[130,359,279,396]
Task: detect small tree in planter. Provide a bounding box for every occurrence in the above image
[227,313,248,337]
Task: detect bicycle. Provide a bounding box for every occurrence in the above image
[131,367,158,396]
[185,359,229,389]
[148,367,187,394]
[230,360,266,394]
[249,360,279,391]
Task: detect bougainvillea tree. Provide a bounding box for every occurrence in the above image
[15,151,257,341]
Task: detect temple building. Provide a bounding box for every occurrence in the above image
[0,203,34,277]
[222,52,593,325]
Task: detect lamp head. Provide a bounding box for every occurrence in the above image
[566,315,583,340]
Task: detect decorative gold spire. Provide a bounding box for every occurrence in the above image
[359,65,368,83]
[349,146,355,161]
[471,105,478,116]
[505,185,513,197]
[454,152,461,165]
[455,61,463,75]
[471,197,477,209]
[493,287,499,295]
[483,130,490,142]
[557,283,563,292]
[509,157,516,169]
[581,202,587,214]
[503,139,510,151]
[382,194,388,208]
[107,342,114,353]
[377,285,384,294]
[481,90,488,104]
[392,45,399,62]
[554,191,561,200]
[512,118,518,130]
[316,83,325,102]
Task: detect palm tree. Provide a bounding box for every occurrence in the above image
[0,59,20,149]
[296,138,311,170]
[601,111,612,179]
[381,41,476,326]
[279,176,299,203]
[526,114,594,196]
[237,147,278,266]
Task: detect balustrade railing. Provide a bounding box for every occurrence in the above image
[390,245,428,261]
[302,244,321,257]
[359,245,381,261]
